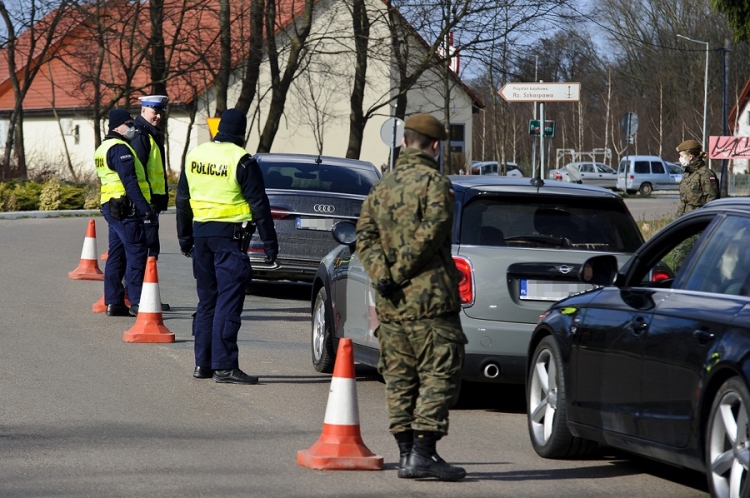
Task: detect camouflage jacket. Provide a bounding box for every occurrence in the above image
[677,158,718,216]
[356,147,461,321]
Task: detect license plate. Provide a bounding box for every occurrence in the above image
[296,216,335,231]
[519,279,593,301]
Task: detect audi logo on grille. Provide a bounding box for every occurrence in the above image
[313,204,335,213]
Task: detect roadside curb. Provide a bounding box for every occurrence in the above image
[0,207,175,220]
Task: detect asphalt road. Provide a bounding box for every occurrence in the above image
[0,212,708,497]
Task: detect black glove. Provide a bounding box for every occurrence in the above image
[376,278,399,298]
[145,207,158,223]
[181,246,193,258]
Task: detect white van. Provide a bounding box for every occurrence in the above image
[617,155,678,195]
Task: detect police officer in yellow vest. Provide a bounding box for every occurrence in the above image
[95,108,156,317]
[175,108,278,384]
[132,95,170,311]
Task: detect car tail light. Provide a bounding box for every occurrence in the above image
[651,269,671,282]
[452,255,475,307]
[555,172,562,181]
[271,208,293,220]
[629,174,634,181]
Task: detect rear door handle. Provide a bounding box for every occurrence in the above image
[694,329,715,344]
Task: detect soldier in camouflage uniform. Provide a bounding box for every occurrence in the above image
[672,139,720,271]
[676,139,719,216]
[356,114,468,481]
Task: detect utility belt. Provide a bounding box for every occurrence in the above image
[105,196,136,221]
[232,221,256,252]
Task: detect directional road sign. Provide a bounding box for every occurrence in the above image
[498,82,581,102]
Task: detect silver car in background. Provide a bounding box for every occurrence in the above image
[309,177,644,383]
[548,162,618,189]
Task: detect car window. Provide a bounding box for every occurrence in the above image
[681,216,750,296]
[581,164,595,173]
[618,160,627,173]
[260,162,379,195]
[634,161,650,174]
[651,161,665,174]
[597,164,616,174]
[459,195,642,251]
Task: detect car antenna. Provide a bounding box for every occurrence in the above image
[315,155,322,164]
[530,176,544,189]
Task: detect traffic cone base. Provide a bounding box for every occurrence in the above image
[123,257,175,343]
[69,219,104,280]
[297,338,383,471]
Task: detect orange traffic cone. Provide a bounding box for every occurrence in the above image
[101,250,108,261]
[68,219,104,280]
[92,289,131,313]
[123,256,174,343]
[297,338,383,470]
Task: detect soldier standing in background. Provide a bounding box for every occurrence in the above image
[676,139,719,216]
[356,113,468,481]
[131,95,170,311]
[671,139,720,272]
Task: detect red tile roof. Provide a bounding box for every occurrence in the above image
[0,0,306,111]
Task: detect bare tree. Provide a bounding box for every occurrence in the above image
[256,0,315,153]
[0,0,76,179]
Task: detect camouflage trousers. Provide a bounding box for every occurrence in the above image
[377,313,465,436]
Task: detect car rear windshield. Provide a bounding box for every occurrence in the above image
[460,195,642,252]
[260,162,379,196]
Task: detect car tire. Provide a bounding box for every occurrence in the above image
[705,377,750,498]
[527,335,596,458]
[311,287,336,373]
[639,182,653,196]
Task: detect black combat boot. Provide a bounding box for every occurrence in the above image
[402,430,466,481]
[394,430,414,478]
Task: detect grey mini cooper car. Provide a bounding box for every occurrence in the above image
[309,177,644,383]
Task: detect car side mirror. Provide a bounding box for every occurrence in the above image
[332,220,357,250]
[580,255,618,286]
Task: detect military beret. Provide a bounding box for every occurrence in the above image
[404,113,447,141]
[138,95,169,110]
[676,139,702,152]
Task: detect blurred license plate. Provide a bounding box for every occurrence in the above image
[520,279,592,301]
[296,217,335,231]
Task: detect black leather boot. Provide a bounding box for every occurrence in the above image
[402,430,466,481]
[394,430,414,478]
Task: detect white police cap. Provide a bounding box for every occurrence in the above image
[138,95,168,110]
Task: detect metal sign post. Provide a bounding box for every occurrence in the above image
[379,117,405,172]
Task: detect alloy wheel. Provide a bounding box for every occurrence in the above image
[529,346,558,446]
[708,388,750,498]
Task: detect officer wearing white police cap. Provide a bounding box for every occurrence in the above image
[131,94,170,311]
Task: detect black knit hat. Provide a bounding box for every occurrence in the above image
[218,109,247,137]
[108,108,132,131]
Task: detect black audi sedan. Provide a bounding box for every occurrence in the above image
[526,198,750,498]
[247,153,380,284]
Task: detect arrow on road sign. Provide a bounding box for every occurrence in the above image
[499,82,581,102]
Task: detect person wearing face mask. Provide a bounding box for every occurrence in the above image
[131,95,170,311]
[95,108,156,317]
[356,113,468,481]
[676,139,719,216]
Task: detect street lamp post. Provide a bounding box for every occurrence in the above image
[677,34,709,151]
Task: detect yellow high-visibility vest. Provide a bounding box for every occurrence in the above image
[94,138,151,204]
[145,134,166,195]
[185,142,253,222]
